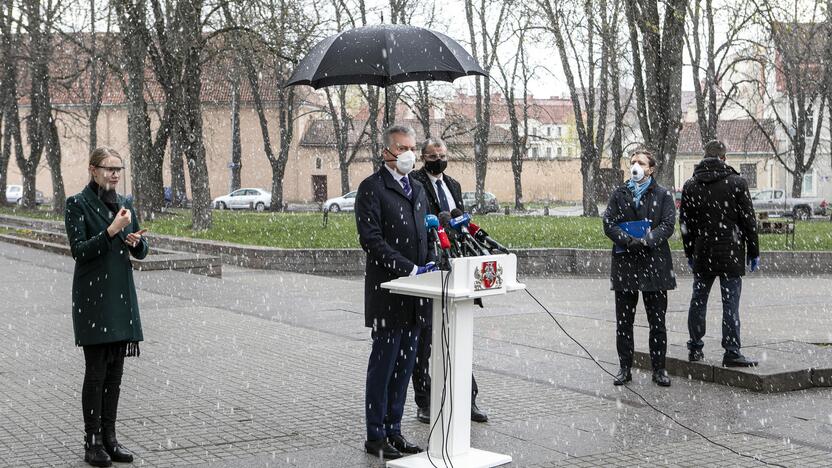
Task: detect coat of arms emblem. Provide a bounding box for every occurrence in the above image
[474,261,503,291]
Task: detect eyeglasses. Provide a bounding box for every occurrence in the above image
[387,144,418,154]
[95,165,124,175]
[423,153,448,161]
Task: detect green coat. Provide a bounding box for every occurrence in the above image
[65,186,148,347]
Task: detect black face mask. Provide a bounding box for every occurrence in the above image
[424,159,447,175]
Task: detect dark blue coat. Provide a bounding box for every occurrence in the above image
[355,168,433,329]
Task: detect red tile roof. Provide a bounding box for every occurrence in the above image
[677,119,776,155]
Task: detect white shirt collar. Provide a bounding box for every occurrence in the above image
[426,171,444,184]
[384,163,406,182]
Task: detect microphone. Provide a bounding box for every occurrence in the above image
[450,209,491,256]
[468,221,510,254]
[425,214,452,268]
[438,211,462,257]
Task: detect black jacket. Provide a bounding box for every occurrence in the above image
[410,167,465,215]
[355,168,434,329]
[603,179,677,292]
[65,186,148,346]
[679,157,759,276]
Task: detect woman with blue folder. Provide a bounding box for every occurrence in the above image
[603,146,677,387]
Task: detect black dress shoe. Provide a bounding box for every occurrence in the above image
[364,438,403,459]
[723,354,758,367]
[613,367,632,386]
[471,402,488,423]
[84,434,112,467]
[416,407,430,424]
[102,430,133,463]
[387,434,423,454]
[652,369,671,387]
[689,350,704,362]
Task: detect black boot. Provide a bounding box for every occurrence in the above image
[613,367,632,386]
[102,429,134,463]
[84,433,112,467]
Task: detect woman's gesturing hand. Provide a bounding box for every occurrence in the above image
[107,208,132,237]
[125,229,147,248]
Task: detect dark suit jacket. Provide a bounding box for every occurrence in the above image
[410,167,465,216]
[65,186,148,346]
[355,168,433,329]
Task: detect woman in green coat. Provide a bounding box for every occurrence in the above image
[65,147,148,467]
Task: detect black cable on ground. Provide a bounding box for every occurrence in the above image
[524,288,788,468]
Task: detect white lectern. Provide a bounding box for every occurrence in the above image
[381,254,525,468]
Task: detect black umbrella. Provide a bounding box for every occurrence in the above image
[287,24,486,89]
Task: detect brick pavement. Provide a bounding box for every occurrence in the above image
[0,242,830,467]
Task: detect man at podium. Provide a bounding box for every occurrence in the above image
[355,125,436,460]
[410,138,489,425]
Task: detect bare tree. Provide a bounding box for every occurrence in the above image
[225,0,320,211]
[0,0,20,206]
[464,0,507,211]
[539,0,617,216]
[732,2,828,197]
[624,0,688,187]
[494,11,533,211]
[684,0,755,147]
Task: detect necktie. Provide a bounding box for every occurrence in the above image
[435,179,450,212]
[400,176,412,198]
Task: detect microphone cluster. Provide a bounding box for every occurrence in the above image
[424,209,510,270]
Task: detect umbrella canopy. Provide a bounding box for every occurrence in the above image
[287,24,486,89]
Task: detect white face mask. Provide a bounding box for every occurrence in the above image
[395,150,416,175]
[630,163,645,182]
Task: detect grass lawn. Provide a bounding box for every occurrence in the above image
[3,206,831,251]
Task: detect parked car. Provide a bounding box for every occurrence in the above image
[461,191,500,214]
[323,190,357,212]
[751,189,828,220]
[212,188,272,211]
[5,185,47,206]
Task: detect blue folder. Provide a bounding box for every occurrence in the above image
[614,219,651,253]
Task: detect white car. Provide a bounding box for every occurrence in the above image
[212,188,272,211]
[5,185,47,205]
[323,190,357,212]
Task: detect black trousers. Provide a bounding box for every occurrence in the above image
[412,325,479,410]
[615,290,668,371]
[82,344,126,436]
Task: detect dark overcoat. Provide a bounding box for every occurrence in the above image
[679,157,760,276]
[603,179,677,292]
[65,186,148,346]
[410,167,465,215]
[355,168,433,329]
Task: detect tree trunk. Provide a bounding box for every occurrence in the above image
[229,70,242,193]
[180,40,212,230]
[45,117,65,214]
[169,125,187,207]
[367,85,382,171]
[791,166,804,199]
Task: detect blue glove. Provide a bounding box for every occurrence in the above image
[748,257,760,273]
[416,262,437,275]
[687,258,694,270]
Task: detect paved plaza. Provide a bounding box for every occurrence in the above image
[0,241,831,467]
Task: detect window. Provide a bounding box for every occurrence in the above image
[557,147,563,157]
[802,172,815,195]
[546,126,552,136]
[557,126,562,137]
[532,127,538,136]
[546,147,552,159]
[740,164,757,189]
[315,157,322,170]
[806,112,814,137]
[532,147,539,158]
